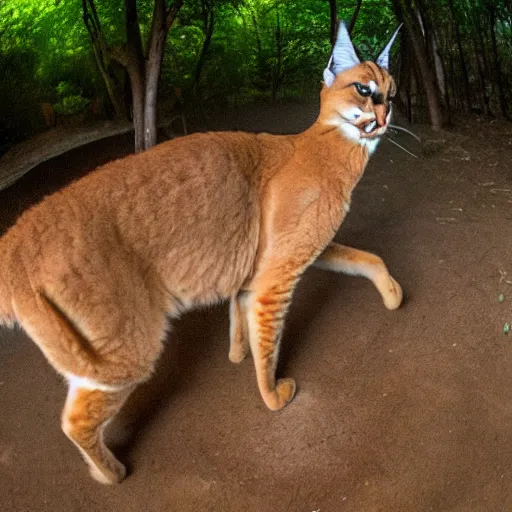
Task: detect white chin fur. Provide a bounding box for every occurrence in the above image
[339,122,380,155]
[361,137,380,155]
[340,123,360,142]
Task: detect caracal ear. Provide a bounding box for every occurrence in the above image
[375,23,403,70]
[322,20,360,88]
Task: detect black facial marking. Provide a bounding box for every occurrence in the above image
[372,92,385,105]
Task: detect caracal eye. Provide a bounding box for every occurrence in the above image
[354,82,372,97]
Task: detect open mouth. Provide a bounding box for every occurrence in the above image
[359,120,379,138]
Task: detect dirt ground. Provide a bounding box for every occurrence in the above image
[1,103,512,512]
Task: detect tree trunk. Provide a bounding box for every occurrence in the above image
[470,0,492,115]
[447,51,459,111]
[124,56,145,152]
[431,30,446,99]
[83,0,184,152]
[473,43,491,116]
[414,0,447,103]
[412,42,444,128]
[397,30,413,123]
[473,0,492,81]
[448,0,471,112]
[144,0,166,149]
[125,0,145,151]
[328,0,337,46]
[248,7,266,87]
[348,0,362,35]
[271,7,282,103]
[488,4,510,120]
[82,0,125,119]
[394,0,445,129]
[144,0,184,149]
[249,8,263,56]
[194,1,215,94]
[90,43,125,118]
[439,32,452,124]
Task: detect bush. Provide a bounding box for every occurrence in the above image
[53,95,91,116]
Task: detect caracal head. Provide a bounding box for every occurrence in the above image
[319,21,401,151]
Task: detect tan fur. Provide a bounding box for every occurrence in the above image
[0,62,402,483]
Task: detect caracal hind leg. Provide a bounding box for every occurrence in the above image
[229,292,250,363]
[62,382,135,484]
[314,242,403,310]
[13,260,169,482]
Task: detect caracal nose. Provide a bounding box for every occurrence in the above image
[375,105,388,127]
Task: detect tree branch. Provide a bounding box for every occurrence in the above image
[328,0,337,46]
[109,43,131,68]
[348,0,362,34]
[165,0,184,31]
[125,0,144,66]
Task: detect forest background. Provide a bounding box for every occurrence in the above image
[0,0,510,153]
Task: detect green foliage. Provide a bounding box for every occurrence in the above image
[56,81,81,98]
[161,0,400,105]
[0,0,510,144]
[53,95,91,116]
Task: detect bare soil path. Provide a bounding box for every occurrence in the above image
[1,104,512,511]
[0,121,134,191]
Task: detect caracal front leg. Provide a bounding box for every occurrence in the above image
[314,242,403,310]
[229,292,250,363]
[245,264,309,411]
